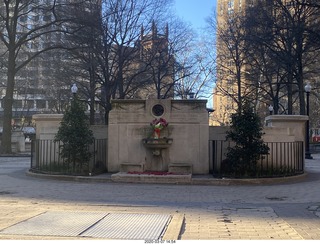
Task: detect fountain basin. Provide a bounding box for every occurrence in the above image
[142,138,173,155]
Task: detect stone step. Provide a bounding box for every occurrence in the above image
[169,163,193,174]
[120,163,144,173]
[111,172,192,184]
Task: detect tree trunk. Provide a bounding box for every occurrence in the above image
[89,66,96,125]
[287,76,293,115]
[298,71,306,116]
[237,66,242,113]
[296,46,306,115]
[1,50,16,154]
[104,100,112,125]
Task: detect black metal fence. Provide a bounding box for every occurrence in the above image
[310,143,320,153]
[30,139,107,176]
[209,140,304,178]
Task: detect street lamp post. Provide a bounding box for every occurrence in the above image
[188,92,195,99]
[304,82,313,159]
[71,83,78,97]
[268,105,273,115]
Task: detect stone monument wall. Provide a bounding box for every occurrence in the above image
[108,99,209,174]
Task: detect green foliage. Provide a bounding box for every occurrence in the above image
[55,96,94,169]
[224,102,269,177]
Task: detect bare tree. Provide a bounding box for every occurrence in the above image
[296,0,320,9]
[0,0,82,153]
[99,0,173,122]
[53,0,103,124]
[245,0,320,115]
[174,32,216,101]
[215,11,251,114]
[244,2,288,115]
[62,0,174,124]
[139,18,198,99]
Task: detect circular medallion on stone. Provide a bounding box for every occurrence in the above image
[152,104,165,117]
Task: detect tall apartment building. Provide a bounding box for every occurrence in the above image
[212,0,249,126]
[0,0,80,127]
[213,0,320,126]
[0,1,174,127]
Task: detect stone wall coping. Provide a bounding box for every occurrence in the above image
[111,99,146,104]
[110,99,207,105]
[172,99,208,104]
[265,115,308,122]
[33,114,63,121]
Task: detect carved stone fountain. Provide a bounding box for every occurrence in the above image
[107,99,209,175]
[142,137,173,156]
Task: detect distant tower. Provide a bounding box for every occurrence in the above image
[134,21,174,99]
[139,21,169,60]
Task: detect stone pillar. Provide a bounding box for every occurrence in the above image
[11,131,25,152]
[265,115,308,142]
[264,115,308,167]
[32,114,64,140]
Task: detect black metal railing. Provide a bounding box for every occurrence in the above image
[30,139,107,176]
[310,143,320,153]
[209,140,304,178]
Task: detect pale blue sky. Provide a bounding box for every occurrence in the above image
[174,1,216,106]
[174,0,216,31]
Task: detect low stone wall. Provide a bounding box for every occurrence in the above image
[209,115,307,142]
[32,114,108,141]
[32,114,108,170]
[209,115,307,174]
[32,111,306,176]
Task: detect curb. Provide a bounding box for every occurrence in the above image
[190,173,308,185]
[162,213,185,240]
[0,154,31,157]
[26,170,308,186]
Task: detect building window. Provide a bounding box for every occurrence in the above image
[37,100,46,109]
[27,100,34,109]
[48,100,55,109]
[228,0,234,9]
[228,0,234,14]
[13,100,23,109]
[220,2,224,14]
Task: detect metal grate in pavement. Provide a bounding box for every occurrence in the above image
[81,213,171,240]
[0,211,171,240]
[0,211,107,237]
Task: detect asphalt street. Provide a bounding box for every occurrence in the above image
[0,155,319,240]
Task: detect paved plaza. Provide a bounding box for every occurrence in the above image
[0,155,319,240]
